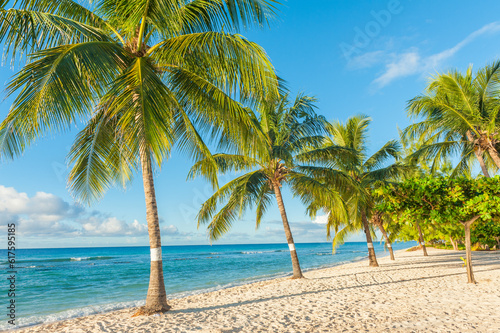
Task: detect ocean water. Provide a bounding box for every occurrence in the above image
[0,242,414,329]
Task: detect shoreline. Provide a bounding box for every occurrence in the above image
[10,247,500,332]
[6,244,398,331]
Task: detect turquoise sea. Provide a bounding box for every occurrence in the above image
[1,242,414,329]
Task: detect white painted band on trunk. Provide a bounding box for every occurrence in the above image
[150,247,162,261]
[367,243,374,249]
[387,244,392,248]
[288,243,295,251]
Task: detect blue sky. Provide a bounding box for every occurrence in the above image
[1,0,500,248]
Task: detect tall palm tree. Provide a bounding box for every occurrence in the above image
[0,0,280,314]
[301,115,407,267]
[405,62,500,178]
[189,93,348,278]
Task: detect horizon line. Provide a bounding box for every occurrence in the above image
[2,241,380,251]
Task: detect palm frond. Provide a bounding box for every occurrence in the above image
[197,170,268,240]
[0,8,111,62]
[287,171,348,223]
[165,64,266,153]
[187,153,258,188]
[363,139,401,171]
[151,31,278,107]
[0,42,129,160]
[68,104,136,204]
[363,162,411,185]
[295,145,358,167]
[255,181,273,228]
[177,0,280,34]
[104,57,177,166]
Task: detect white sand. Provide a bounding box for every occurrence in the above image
[15,247,500,333]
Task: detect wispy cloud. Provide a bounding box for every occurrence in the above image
[347,50,386,70]
[350,22,500,89]
[373,50,421,87]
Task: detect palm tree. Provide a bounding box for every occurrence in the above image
[405,62,500,178]
[301,115,407,267]
[0,0,281,314]
[189,93,347,278]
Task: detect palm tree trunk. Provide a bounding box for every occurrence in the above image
[466,131,491,177]
[462,216,479,284]
[140,151,170,313]
[449,237,459,251]
[377,224,395,260]
[272,181,303,279]
[495,236,500,250]
[415,221,428,256]
[486,145,500,169]
[475,150,491,178]
[361,210,379,267]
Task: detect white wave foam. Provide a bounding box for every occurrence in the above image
[241,250,286,254]
[2,300,146,330]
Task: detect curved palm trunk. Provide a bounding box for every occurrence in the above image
[467,131,491,177]
[415,221,428,256]
[486,145,500,169]
[461,216,480,284]
[140,152,170,313]
[361,210,379,267]
[272,182,303,279]
[449,237,459,251]
[475,150,491,178]
[377,224,395,260]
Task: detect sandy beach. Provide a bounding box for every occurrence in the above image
[14,247,500,333]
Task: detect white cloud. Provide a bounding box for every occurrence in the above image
[348,50,386,70]
[81,217,148,236]
[373,51,421,87]
[312,214,329,225]
[0,186,83,224]
[16,217,81,237]
[162,224,179,235]
[0,185,152,238]
[349,21,500,88]
[0,185,29,214]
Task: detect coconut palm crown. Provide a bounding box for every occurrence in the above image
[0,0,281,314]
[189,93,349,278]
[300,115,408,267]
[404,61,500,178]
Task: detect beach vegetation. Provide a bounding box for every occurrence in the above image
[376,175,500,283]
